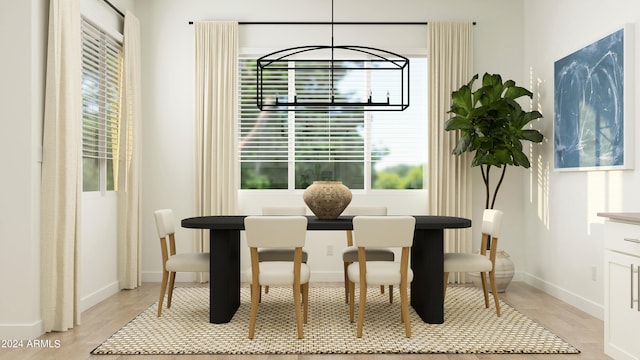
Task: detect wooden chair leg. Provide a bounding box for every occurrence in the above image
[400,283,411,338]
[167,272,176,308]
[293,283,304,339]
[480,272,490,308]
[380,285,385,293]
[157,270,169,317]
[356,282,367,338]
[443,272,449,298]
[489,270,501,316]
[349,281,355,322]
[389,285,393,303]
[343,261,351,304]
[248,282,260,339]
[265,285,269,294]
[302,283,309,324]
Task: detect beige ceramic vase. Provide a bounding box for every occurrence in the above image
[303,181,352,220]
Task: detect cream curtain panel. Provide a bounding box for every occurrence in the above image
[117,10,143,290]
[427,22,474,284]
[194,22,239,277]
[41,0,82,332]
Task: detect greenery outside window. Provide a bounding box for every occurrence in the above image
[239,57,426,190]
[81,17,122,192]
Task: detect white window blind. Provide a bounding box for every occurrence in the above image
[370,59,427,168]
[81,17,123,192]
[81,17,122,161]
[294,62,365,163]
[239,59,289,163]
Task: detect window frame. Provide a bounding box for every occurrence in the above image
[238,54,427,192]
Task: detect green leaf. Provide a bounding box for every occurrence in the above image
[445,116,472,131]
[482,73,502,87]
[466,73,479,87]
[522,110,543,124]
[493,149,512,165]
[520,129,544,143]
[452,133,472,154]
[502,98,523,112]
[471,151,486,167]
[450,85,473,114]
[448,103,468,116]
[504,85,533,100]
[512,149,531,168]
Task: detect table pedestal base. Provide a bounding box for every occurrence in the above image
[209,229,240,324]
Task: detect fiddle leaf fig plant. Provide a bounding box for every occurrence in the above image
[445,73,544,209]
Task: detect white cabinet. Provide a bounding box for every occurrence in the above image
[603,218,640,360]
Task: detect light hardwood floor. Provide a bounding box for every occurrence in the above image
[1,282,609,360]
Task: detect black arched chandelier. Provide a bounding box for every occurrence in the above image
[256,0,409,112]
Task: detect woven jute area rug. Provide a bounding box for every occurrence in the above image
[92,286,580,355]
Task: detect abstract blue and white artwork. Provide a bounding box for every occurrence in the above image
[554,27,633,170]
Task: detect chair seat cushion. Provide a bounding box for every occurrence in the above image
[341,246,394,262]
[443,253,492,272]
[258,249,308,262]
[347,261,413,286]
[166,252,210,272]
[247,262,311,286]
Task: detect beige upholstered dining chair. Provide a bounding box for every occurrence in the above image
[443,209,504,316]
[245,215,310,339]
[259,206,309,262]
[348,215,416,338]
[341,206,393,304]
[259,206,308,295]
[154,209,209,317]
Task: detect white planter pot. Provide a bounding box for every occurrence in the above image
[467,250,514,293]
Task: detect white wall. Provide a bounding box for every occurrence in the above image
[134,0,526,282]
[522,0,640,318]
[0,0,47,340]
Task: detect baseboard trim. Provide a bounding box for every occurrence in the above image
[520,272,604,320]
[80,281,120,312]
[0,320,43,340]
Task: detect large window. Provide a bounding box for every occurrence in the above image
[239,57,426,190]
[81,17,122,192]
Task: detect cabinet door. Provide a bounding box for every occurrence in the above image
[605,251,640,360]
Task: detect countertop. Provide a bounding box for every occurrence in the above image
[597,212,640,223]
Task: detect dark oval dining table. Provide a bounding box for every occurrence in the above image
[182,215,471,324]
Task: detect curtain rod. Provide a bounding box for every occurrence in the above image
[188,21,476,26]
[103,0,124,18]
